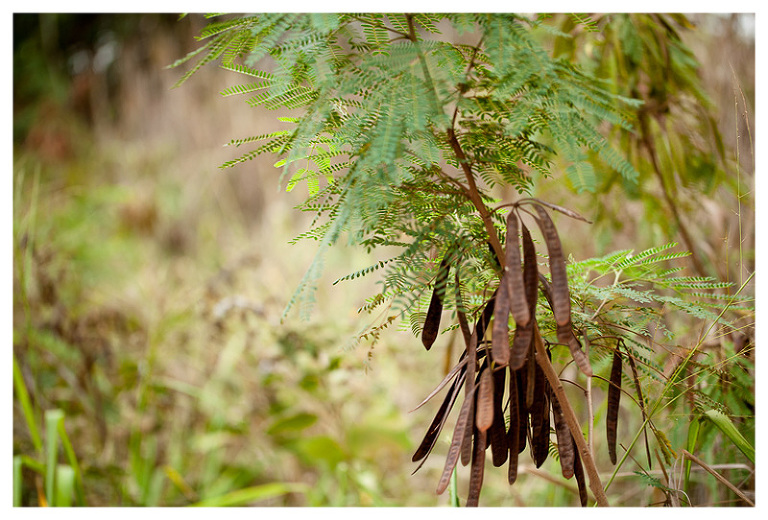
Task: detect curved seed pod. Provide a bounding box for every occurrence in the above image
[556,322,593,377]
[521,224,539,308]
[507,365,520,483]
[467,429,487,507]
[550,387,575,479]
[475,290,496,344]
[455,271,471,347]
[504,211,530,327]
[411,370,465,463]
[476,367,494,432]
[436,388,474,495]
[491,268,511,365]
[489,368,508,467]
[532,204,570,327]
[460,393,475,466]
[411,354,468,412]
[525,345,536,409]
[510,322,532,371]
[516,368,529,453]
[572,436,588,507]
[627,349,652,468]
[422,258,450,350]
[607,347,623,465]
[531,352,551,468]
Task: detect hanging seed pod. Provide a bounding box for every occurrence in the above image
[467,429,487,507]
[531,351,551,468]
[532,205,569,327]
[422,258,451,350]
[504,211,531,328]
[489,368,509,467]
[572,435,588,507]
[507,365,520,484]
[556,322,593,377]
[510,224,539,370]
[550,387,575,479]
[475,291,496,344]
[455,271,471,346]
[607,347,623,465]
[476,366,494,432]
[436,389,474,495]
[492,267,511,365]
[412,370,465,463]
[627,348,652,468]
[516,368,529,454]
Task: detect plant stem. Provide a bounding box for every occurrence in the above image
[682,450,754,506]
[532,324,610,506]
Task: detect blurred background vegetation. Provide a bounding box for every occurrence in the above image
[13,13,754,507]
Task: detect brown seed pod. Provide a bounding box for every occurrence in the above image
[550,387,575,479]
[532,204,570,327]
[516,368,529,454]
[422,258,450,350]
[467,429,487,507]
[489,367,509,467]
[476,366,494,432]
[491,267,511,365]
[505,211,531,328]
[412,369,465,463]
[531,351,551,468]
[455,271,471,346]
[627,348,652,468]
[607,347,623,465]
[436,388,474,495]
[572,435,588,507]
[556,322,593,377]
[507,365,520,484]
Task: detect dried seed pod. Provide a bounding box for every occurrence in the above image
[510,224,538,370]
[550,387,575,479]
[455,271,471,346]
[531,351,551,468]
[507,365,520,483]
[475,291,496,344]
[492,268,511,365]
[412,370,465,463]
[436,389,474,495]
[627,348,652,468]
[489,368,508,467]
[532,204,570,327]
[422,258,450,350]
[572,436,588,507]
[556,322,593,377]
[467,429,487,507]
[607,347,623,465]
[476,367,494,432]
[504,211,530,328]
[516,368,529,454]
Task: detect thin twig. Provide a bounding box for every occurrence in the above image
[682,450,754,507]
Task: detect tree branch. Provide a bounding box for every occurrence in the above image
[533,323,610,506]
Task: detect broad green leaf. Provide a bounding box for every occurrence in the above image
[703,409,754,463]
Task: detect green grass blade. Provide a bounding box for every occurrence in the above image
[449,465,459,507]
[55,465,75,507]
[684,416,701,488]
[14,456,23,507]
[189,482,307,507]
[703,409,755,463]
[45,409,64,506]
[57,418,86,506]
[13,355,42,453]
